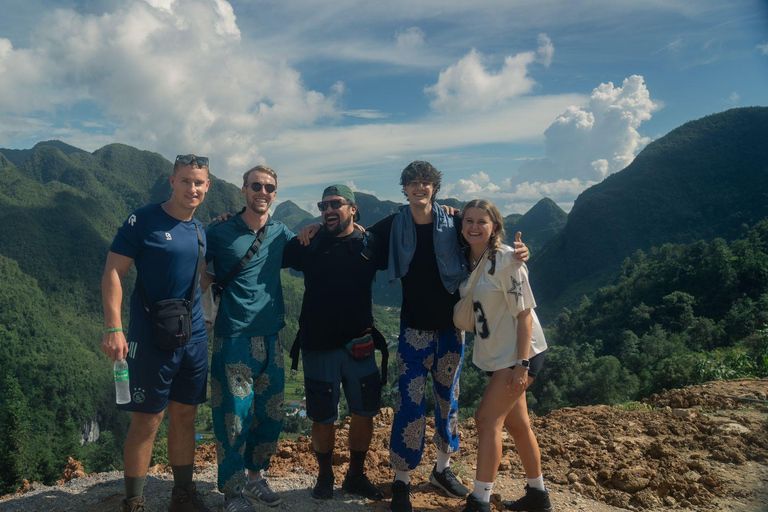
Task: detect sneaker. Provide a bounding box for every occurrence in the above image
[502,485,553,512]
[389,480,412,512]
[122,496,148,512]
[243,478,282,507]
[462,494,491,512]
[169,483,210,512]
[341,473,384,501]
[311,473,334,499]
[223,493,256,512]
[429,466,470,498]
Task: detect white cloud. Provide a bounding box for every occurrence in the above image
[0,0,339,183]
[727,91,740,105]
[757,42,768,55]
[425,35,553,113]
[396,27,425,49]
[343,109,391,119]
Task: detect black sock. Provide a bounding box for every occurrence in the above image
[315,450,333,476]
[348,449,367,477]
[124,475,146,499]
[171,464,193,488]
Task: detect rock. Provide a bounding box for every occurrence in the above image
[611,468,652,493]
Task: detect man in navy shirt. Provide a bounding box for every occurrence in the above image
[102,154,211,512]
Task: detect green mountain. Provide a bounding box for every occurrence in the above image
[0,142,245,493]
[532,107,768,319]
[273,200,314,231]
[504,197,567,255]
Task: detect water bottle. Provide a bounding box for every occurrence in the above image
[114,358,131,404]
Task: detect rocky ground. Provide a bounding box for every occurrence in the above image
[2,378,767,512]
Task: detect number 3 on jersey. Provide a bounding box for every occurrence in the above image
[473,301,490,339]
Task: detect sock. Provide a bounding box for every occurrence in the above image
[315,450,333,476]
[435,450,451,472]
[124,475,147,499]
[395,471,410,484]
[171,464,194,488]
[248,469,265,483]
[472,480,495,502]
[527,475,545,491]
[348,449,367,477]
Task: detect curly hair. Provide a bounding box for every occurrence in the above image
[461,199,506,275]
[400,161,442,202]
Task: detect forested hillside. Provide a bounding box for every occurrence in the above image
[533,107,768,319]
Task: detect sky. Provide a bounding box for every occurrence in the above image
[0,0,766,215]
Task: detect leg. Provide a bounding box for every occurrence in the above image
[167,400,198,466]
[348,414,374,453]
[312,422,336,455]
[124,410,165,477]
[503,391,542,479]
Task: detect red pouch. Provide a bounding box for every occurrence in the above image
[345,334,375,359]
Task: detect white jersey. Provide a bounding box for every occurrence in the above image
[458,244,547,372]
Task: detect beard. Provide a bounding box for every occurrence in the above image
[324,215,352,236]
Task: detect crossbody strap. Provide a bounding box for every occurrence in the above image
[213,224,268,296]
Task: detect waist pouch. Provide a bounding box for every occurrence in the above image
[345,333,375,360]
[149,298,191,350]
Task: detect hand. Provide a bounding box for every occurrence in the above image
[440,204,459,216]
[101,331,129,362]
[354,222,366,232]
[508,365,529,394]
[210,212,233,225]
[298,222,322,246]
[513,231,529,262]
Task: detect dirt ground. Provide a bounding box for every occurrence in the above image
[9,378,768,512]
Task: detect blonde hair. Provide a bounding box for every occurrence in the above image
[243,165,277,188]
[462,199,506,274]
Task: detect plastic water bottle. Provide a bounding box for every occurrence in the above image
[114,358,131,404]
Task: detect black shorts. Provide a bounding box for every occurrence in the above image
[485,350,546,379]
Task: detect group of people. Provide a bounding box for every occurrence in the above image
[101,157,552,512]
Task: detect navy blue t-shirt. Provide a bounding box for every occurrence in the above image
[110,203,207,345]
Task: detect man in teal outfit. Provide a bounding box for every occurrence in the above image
[205,165,294,512]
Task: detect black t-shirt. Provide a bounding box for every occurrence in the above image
[281,228,387,351]
[368,212,462,331]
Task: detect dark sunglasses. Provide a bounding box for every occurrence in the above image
[317,199,348,211]
[175,154,209,167]
[249,182,276,193]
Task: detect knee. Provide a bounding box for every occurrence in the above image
[474,408,502,438]
[168,402,198,425]
[504,416,531,439]
[129,411,164,435]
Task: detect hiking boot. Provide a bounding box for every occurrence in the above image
[122,495,148,512]
[462,494,491,512]
[429,466,470,498]
[389,480,412,512]
[502,485,553,512]
[342,473,384,501]
[243,478,282,507]
[311,473,334,499]
[222,493,256,512]
[169,483,210,512]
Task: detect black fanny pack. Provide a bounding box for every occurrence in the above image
[139,224,204,350]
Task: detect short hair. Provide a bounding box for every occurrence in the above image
[400,161,442,201]
[173,155,209,175]
[243,165,277,188]
[462,199,506,273]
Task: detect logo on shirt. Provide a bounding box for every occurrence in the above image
[128,214,136,226]
[508,276,524,304]
[165,232,172,240]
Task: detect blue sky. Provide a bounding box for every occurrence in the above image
[0,0,766,215]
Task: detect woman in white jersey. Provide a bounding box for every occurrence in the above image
[458,199,552,512]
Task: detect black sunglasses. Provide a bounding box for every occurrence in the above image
[175,154,209,167]
[317,199,348,211]
[249,182,276,193]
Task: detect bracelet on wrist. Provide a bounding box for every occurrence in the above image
[105,327,123,333]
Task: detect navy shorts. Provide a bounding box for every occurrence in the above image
[486,350,546,380]
[302,347,381,424]
[118,340,208,414]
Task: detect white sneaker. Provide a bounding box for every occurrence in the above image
[243,478,282,507]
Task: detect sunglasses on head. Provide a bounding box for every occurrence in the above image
[317,199,348,211]
[249,182,276,193]
[175,154,209,167]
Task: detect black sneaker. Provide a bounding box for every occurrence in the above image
[311,473,334,499]
[342,473,384,501]
[502,485,553,512]
[462,494,491,512]
[390,480,412,512]
[429,466,470,498]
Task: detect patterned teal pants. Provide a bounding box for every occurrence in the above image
[211,334,284,497]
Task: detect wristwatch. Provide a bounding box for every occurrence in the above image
[516,359,531,370]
